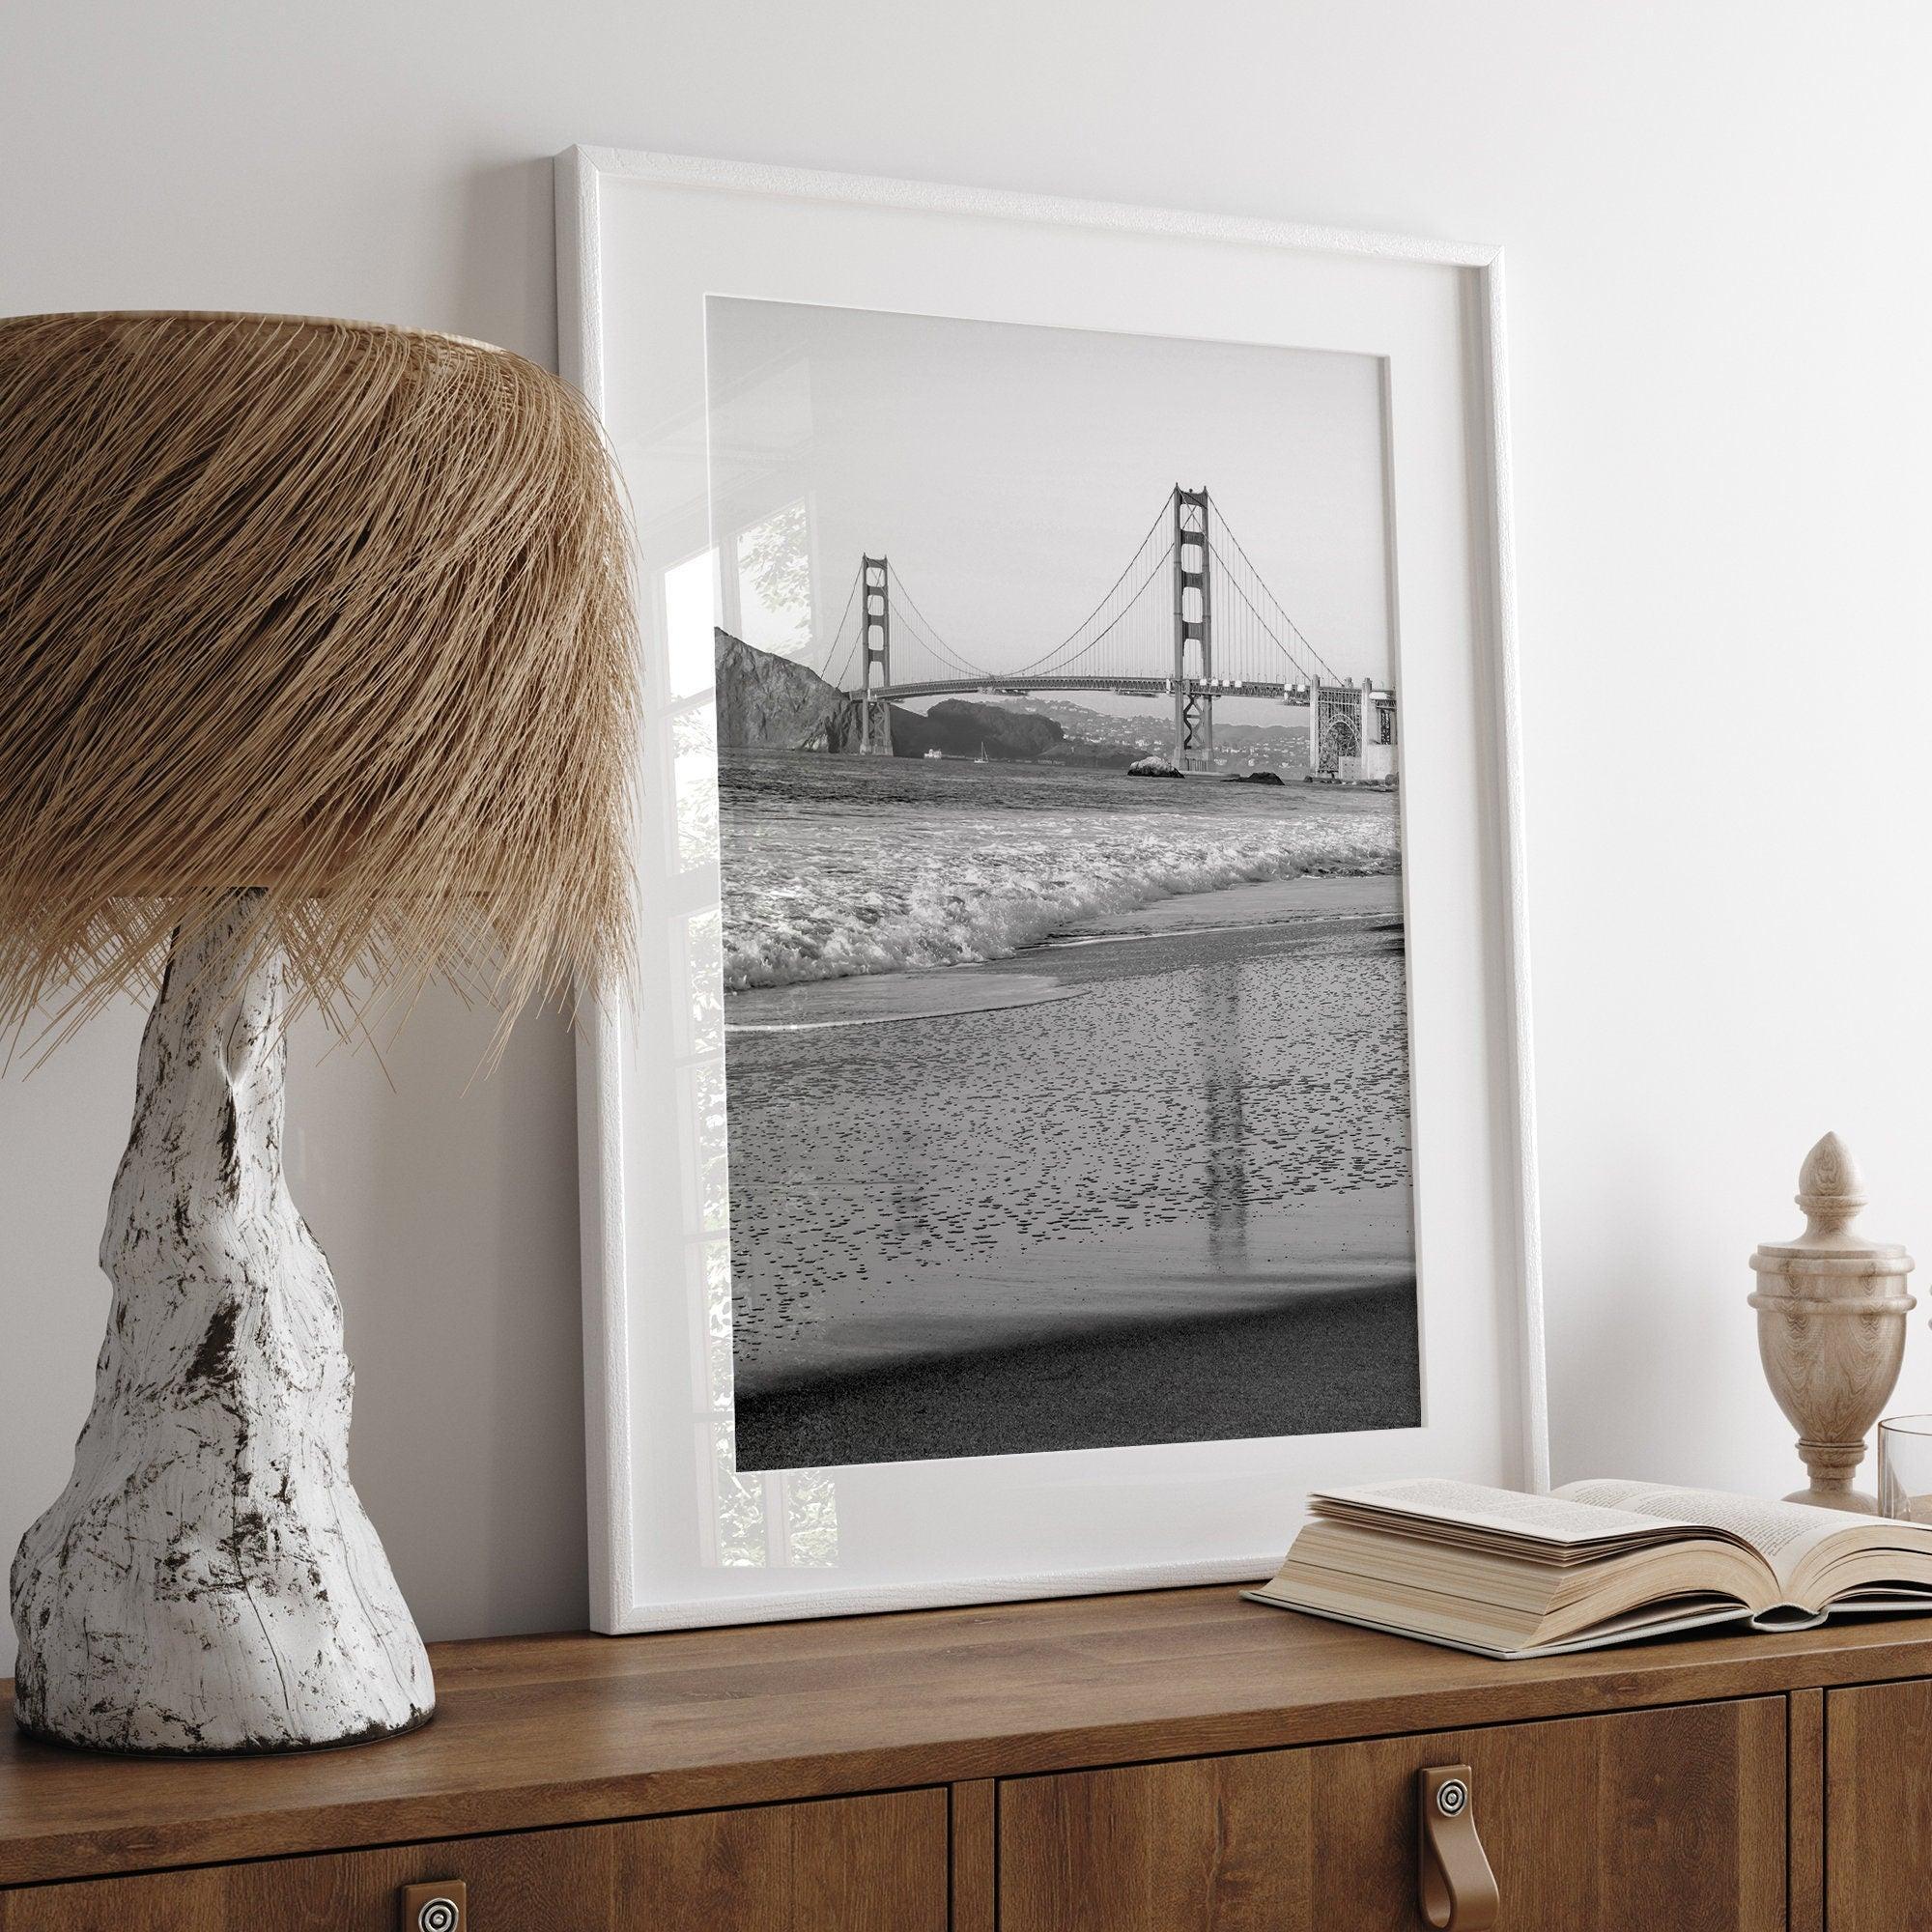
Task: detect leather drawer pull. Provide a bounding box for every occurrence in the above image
[1417,1765,1499,1930]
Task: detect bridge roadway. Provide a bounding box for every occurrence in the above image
[854,673,1314,703]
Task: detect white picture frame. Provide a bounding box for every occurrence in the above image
[556,144,1547,1634]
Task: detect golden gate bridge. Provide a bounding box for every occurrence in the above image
[803,485,1396,775]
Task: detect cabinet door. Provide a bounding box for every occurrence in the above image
[0,1788,946,1932]
[1827,1678,1932,1931]
[1001,1697,1785,1932]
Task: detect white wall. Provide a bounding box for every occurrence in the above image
[6,0,1931,1674]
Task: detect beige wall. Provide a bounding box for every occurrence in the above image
[6,0,1932,1673]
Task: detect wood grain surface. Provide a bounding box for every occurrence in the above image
[949,1779,995,1932]
[4,1586,1932,1888]
[1826,1676,1932,1931]
[1001,1697,1787,1931]
[1787,1688,1824,1932]
[0,1789,945,1931]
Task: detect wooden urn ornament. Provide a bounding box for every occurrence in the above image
[1748,1133,1915,1515]
[0,312,639,1753]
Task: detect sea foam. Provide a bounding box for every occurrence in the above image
[723,806,1399,992]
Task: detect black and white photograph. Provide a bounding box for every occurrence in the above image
[709,297,1420,1472]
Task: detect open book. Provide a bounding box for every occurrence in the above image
[1244,1477,1932,1659]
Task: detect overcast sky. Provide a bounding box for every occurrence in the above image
[703,296,1394,703]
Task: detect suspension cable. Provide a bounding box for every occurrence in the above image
[818,561,863,690]
[815,486,1349,698]
[1009,493,1176,676]
[1009,540,1173,677]
[1206,491,1342,683]
[887,566,996,680]
[1216,566,1320,685]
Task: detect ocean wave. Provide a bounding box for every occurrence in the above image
[723,809,1399,992]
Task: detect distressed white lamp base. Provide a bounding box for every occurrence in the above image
[10,895,434,1753]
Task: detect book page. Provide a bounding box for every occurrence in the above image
[1554,1480,1853,1580]
[1313,1478,1690,1548]
[1246,1590,1764,1662]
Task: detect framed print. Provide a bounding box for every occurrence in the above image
[556,146,1547,1633]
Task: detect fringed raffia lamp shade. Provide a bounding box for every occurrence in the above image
[0,311,638,1041]
[0,313,639,1755]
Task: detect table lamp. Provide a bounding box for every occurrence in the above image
[0,311,638,1753]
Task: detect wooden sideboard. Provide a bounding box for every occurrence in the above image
[6,1586,1932,1929]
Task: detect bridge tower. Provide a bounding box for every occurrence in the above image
[859,554,893,754]
[1170,487,1213,768]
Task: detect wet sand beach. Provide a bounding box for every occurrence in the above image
[723,767,1420,1471]
[739,1277,1419,1466]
